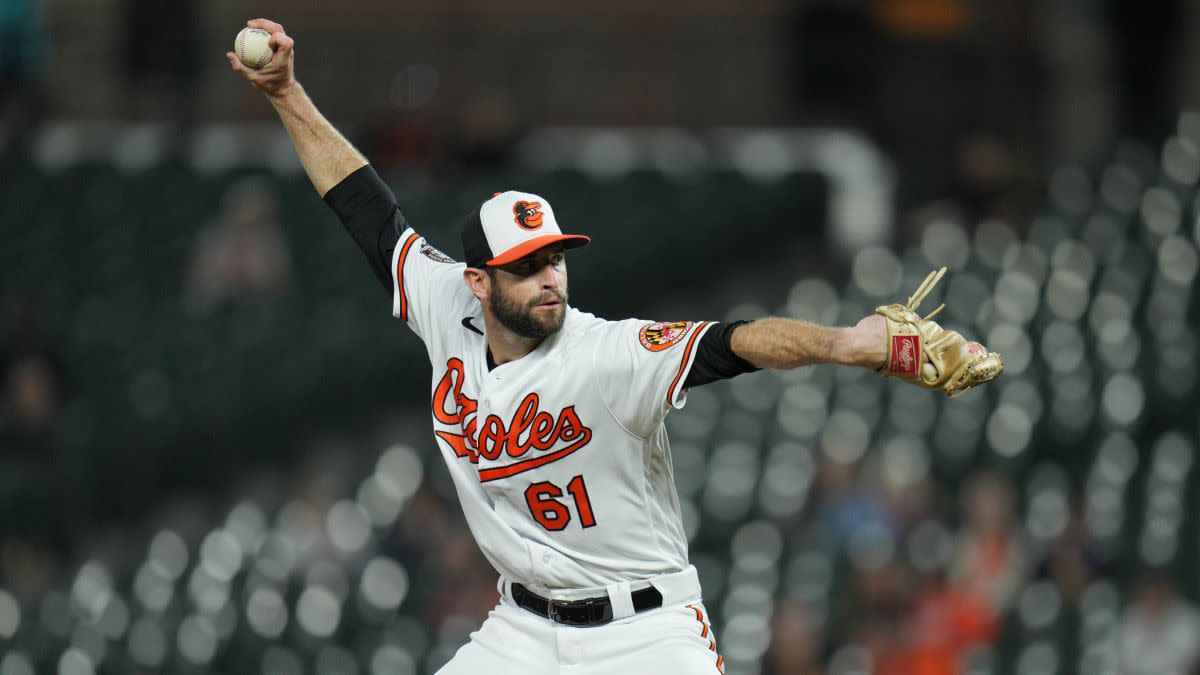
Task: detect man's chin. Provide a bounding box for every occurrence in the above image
[496,307,564,340]
[536,307,565,333]
[531,304,566,332]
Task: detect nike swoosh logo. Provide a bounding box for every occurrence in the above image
[461,317,483,335]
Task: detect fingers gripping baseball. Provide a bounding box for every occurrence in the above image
[875,267,1004,397]
[269,33,295,54]
[226,19,296,99]
[247,18,284,34]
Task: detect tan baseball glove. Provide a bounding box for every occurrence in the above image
[876,267,1004,397]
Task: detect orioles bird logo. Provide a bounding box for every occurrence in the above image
[513,200,544,230]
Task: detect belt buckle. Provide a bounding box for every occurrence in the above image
[548,596,614,626]
[546,600,565,624]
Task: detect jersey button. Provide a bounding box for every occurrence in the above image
[542,552,552,564]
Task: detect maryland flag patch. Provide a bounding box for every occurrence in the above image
[420,242,455,264]
[639,321,693,352]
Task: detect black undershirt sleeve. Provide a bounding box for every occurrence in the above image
[322,165,408,292]
[683,320,762,389]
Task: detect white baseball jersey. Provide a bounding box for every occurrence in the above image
[389,226,715,592]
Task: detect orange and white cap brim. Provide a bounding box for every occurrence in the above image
[486,234,591,266]
[462,190,590,267]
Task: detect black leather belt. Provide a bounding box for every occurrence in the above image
[511,583,663,626]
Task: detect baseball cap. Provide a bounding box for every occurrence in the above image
[461,190,590,268]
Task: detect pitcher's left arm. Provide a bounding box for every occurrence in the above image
[729,268,1004,397]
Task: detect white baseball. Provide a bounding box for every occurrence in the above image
[235,28,273,69]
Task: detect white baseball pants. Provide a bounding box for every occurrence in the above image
[435,568,724,674]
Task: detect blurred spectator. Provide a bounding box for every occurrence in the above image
[1035,493,1106,605]
[1117,571,1200,675]
[814,455,895,545]
[422,533,497,628]
[872,565,999,675]
[0,296,66,457]
[0,536,58,606]
[0,357,58,452]
[871,452,936,537]
[0,354,62,544]
[360,106,441,200]
[0,295,68,551]
[848,560,911,668]
[950,471,1026,614]
[766,603,826,675]
[185,177,292,314]
[387,488,495,629]
[0,0,46,142]
[365,109,440,172]
[952,133,1032,224]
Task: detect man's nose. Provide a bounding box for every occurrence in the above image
[535,263,560,289]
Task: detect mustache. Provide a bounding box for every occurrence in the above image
[531,291,566,306]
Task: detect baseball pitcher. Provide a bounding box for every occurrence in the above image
[227,19,1003,673]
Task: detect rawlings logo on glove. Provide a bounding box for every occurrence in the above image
[876,267,1004,397]
[891,335,920,375]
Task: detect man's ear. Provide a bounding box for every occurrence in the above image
[463,268,488,301]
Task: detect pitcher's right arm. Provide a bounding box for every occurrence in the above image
[227,18,400,290]
[227,19,478,338]
[226,18,366,197]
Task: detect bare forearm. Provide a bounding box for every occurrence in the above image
[730,316,886,371]
[225,19,366,197]
[269,85,367,197]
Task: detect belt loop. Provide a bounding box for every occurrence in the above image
[606,581,635,620]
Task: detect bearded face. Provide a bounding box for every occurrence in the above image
[487,271,567,339]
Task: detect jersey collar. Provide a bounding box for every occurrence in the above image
[461,305,581,371]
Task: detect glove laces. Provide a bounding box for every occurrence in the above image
[906,266,947,322]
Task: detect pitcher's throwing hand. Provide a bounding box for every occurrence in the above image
[226,19,295,99]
